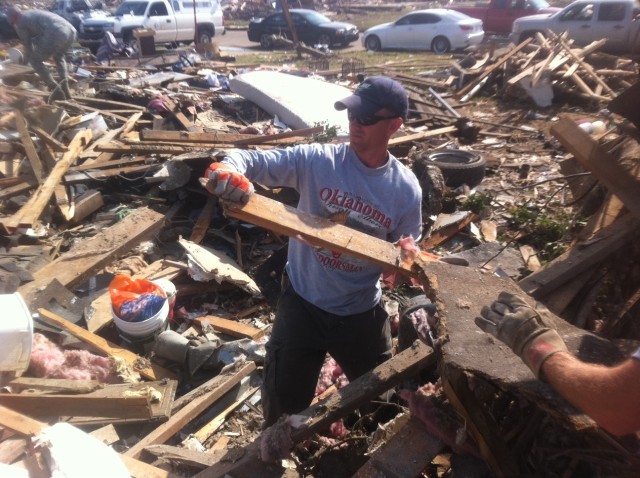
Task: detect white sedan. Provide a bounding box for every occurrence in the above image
[362,9,484,53]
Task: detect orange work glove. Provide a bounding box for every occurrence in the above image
[202,162,254,204]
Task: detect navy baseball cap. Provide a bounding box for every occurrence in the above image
[335,76,409,121]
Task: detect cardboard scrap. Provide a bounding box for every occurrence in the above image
[178,237,261,296]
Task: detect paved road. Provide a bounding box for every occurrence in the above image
[215,28,365,54]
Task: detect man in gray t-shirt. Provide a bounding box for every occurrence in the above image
[203,76,423,430]
[7,7,76,99]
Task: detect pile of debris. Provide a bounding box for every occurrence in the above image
[0,29,639,478]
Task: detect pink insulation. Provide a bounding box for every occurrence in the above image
[315,355,348,396]
[28,333,120,383]
[259,415,293,463]
[399,384,480,457]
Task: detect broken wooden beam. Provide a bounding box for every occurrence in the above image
[195,315,265,340]
[223,194,416,277]
[0,394,152,420]
[550,116,640,219]
[0,129,91,234]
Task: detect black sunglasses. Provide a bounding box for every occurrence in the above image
[347,111,398,126]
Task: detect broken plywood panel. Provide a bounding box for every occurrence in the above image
[18,206,165,307]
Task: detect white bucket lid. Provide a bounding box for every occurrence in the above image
[0,292,33,373]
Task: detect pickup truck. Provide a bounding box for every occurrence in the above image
[111,0,225,49]
[452,0,560,33]
[80,0,225,52]
[50,0,110,31]
[511,0,640,52]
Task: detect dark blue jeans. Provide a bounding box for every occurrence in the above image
[261,282,392,427]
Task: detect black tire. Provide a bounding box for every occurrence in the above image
[260,33,272,49]
[317,33,332,47]
[416,150,486,188]
[364,35,381,52]
[197,29,212,44]
[431,36,451,54]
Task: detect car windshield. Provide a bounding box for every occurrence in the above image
[529,0,551,8]
[300,10,332,25]
[115,2,148,15]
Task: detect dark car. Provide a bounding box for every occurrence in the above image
[248,9,359,49]
[0,12,17,41]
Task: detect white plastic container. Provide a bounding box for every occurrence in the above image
[152,279,176,320]
[0,292,33,374]
[112,298,169,339]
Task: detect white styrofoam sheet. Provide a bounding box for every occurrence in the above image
[229,70,352,134]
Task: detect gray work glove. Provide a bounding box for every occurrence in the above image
[475,291,568,380]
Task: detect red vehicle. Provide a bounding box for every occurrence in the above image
[451,0,560,33]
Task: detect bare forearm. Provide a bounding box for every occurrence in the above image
[542,352,640,436]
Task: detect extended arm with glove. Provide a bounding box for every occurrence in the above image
[475,291,568,380]
[201,162,254,204]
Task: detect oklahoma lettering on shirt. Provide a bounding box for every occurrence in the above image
[223,143,422,315]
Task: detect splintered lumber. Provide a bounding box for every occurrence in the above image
[141,129,256,143]
[0,405,47,436]
[124,361,256,460]
[190,196,217,244]
[7,377,103,394]
[0,394,152,419]
[388,125,457,146]
[224,194,420,277]
[192,386,259,444]
[162,95,201,132]
[18,206,165,307]
[74,96,147,111]
[96,143,209,155]
[195,314,265,340]
[518,213,639,298]
[352,415,444,478]
[67,380,178,426]
[233,126,324,146]
[455,37,532,99]
[15,110,45,182]
[32,126,69,153]
[0,129,91,234]
[550,117,640,219]
[0,436,29,465]
[195,340,434,478]
[144,444,222,469]
[37,308,177,381]
[87,261,182,333]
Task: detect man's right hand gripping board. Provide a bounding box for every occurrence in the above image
[200,162,254,204]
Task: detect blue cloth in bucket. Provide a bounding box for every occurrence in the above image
[118,293,166,322]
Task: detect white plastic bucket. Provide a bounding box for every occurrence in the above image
[0,292,33,373]
[152,279,176,320]
[112,298,169,339]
